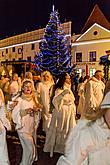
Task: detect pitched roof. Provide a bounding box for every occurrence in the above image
[81,4,110,33]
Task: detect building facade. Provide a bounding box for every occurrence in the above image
[72,23,110,77]
[0,21,71,76]
[71,4,110,77]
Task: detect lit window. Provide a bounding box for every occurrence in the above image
[18,48,23,54]
[89,68,96,77]
[89,51,96,62]
[76,52,82,62]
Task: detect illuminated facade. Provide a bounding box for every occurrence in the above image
[0,21,71,76]
[71,4,110,77]
[72,23,110,77]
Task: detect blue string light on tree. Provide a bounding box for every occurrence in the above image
[34,5,73,78]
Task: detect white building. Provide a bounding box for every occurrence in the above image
[71,4,110,77]
[0,21,71,76]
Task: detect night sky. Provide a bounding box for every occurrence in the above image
[0,0,110,39]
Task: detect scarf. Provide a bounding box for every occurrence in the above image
[21,92,33,101]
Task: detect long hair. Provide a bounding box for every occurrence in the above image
[41,70,54,84]
[55,73,67,90]
[84,106,107,121]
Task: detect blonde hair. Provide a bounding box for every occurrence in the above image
[22,79,33,92]
[84,106,107,121]
[41,70,54,83]
[25,71,33,80]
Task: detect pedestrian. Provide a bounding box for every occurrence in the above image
[11,79,42,165]
[36,70,54,134]
[77,75,90,118]
[43,73,76,157]
[57,82,110,165]
[7,73,21,130]
[23,71,35,91]
[9,73,21,99]
[83,70,105,118]
[0,88,11,165]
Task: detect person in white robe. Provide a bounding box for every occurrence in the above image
[0,88,11,165]
[11,80,42,165]
[9,73,21,97]
[83,70,105,118]
[23,71,36,92]
[36,70,54,133]
[77,76,90,118]
[57,87,110,165]
[43,73,76,157]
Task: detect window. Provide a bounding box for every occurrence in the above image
[18,48,23,54]
[89,68,96,77]
[93,31,98,35]
[31,44,35,50]
[76,68,82,77]
[2,52,4,57]
[12,47,15,52]
[6,49,8,54]
[89,51,96,62]
[27,56,31,60]
[76,52,82,62]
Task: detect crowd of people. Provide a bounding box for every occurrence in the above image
[0,69,110,165]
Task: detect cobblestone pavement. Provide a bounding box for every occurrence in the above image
[7,131,61,165]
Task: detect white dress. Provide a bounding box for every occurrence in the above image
[57,89,110,165]
[43,86,76,157]
[0,102,11,165]
[36,81,54,133]
[77,81,87,117]
[84,77,105,116]
[12,96,40,165]
[57,118,110,165]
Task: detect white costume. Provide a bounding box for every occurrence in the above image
[43,86,76,157]
[0,96,11,165]
[12,94,40,165]
[77,80,87,117]
[83,77,105,116]
[57,91,110,165]
[9,80,20,96]
[36,81,54,133]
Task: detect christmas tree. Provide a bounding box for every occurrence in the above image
[34,5,73,78]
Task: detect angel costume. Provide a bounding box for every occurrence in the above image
[12,93,40,165]
[57,92,110,165]
[36,80,54,133]
[77,80,87,117]
[43,84,76,157]
[0,89,11,165]
[83,77,105,116]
